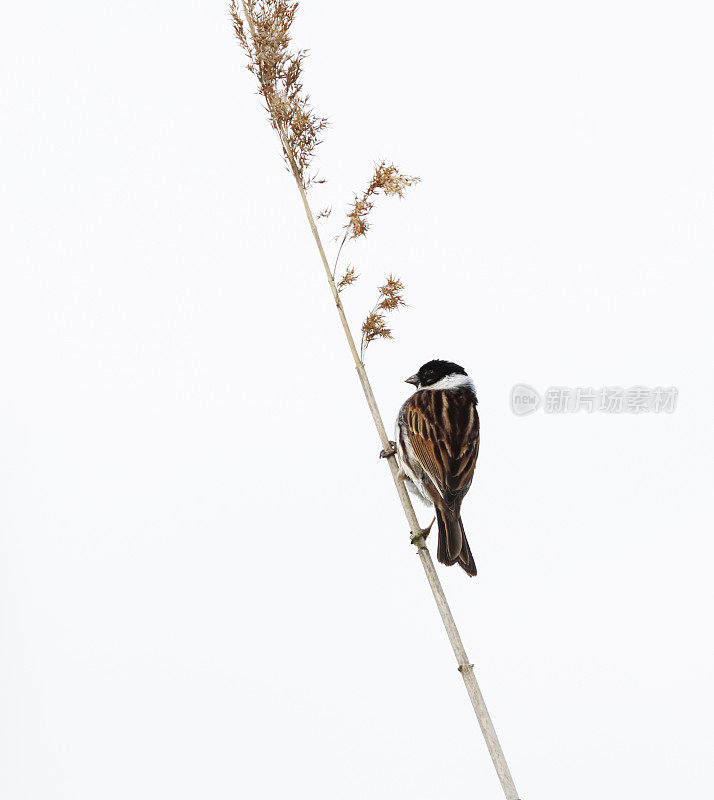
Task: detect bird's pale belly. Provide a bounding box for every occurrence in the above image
[396,417,434,506]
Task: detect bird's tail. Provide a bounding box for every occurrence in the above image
[436,508,477,577]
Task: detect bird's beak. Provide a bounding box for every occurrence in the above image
[405,374,420,386]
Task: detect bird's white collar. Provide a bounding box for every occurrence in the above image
[422,374,476,393]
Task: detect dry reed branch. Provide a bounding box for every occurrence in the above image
[331,161,419,298]
[231,4,521,798]
[230,0,327,189]
[360,275,406,357]
[345,161,420,240]
[336,265,358,292]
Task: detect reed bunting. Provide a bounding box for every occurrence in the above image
[394,359,479,577]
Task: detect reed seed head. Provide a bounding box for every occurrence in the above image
[360,274,407,357]
[336,265,359,292]
[345,161,419,240]
[362,312,392,347]
[232,4,416,360]
[376,275,406,310]
[230,0,328,189]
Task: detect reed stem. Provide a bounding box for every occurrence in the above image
[292,162,520,800]
[238,4,521,796]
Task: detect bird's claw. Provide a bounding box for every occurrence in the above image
[380,441,397,459]
[410,517,435,545]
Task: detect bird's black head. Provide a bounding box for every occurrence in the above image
[405,359,468,388]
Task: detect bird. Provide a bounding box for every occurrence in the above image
[392,359,480,577]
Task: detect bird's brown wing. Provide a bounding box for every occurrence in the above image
[403,389,480,511]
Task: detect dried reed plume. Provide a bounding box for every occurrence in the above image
[231,1,416,351]
[230,0,327,189]
[361,275,406,357]
[336,265,358,292]
[230,4,520,798]
[345,161,420,240]
[332,161,417,347]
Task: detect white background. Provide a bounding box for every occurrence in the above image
[2,1,713,798]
